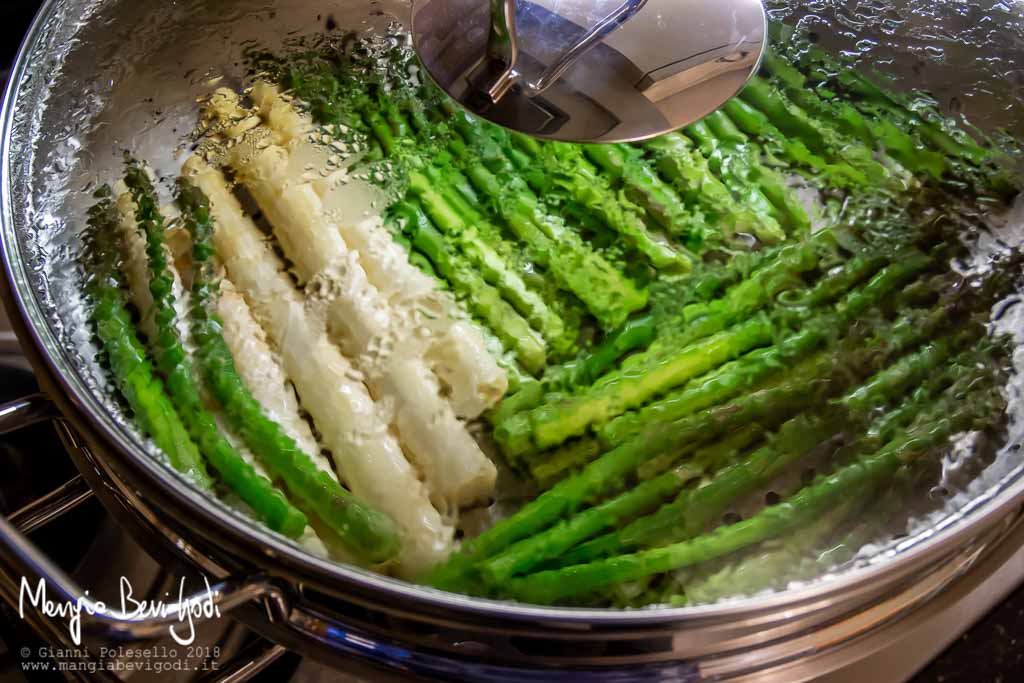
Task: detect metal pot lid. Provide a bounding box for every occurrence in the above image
[411,0,767,143]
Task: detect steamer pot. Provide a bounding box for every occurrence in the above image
[2,1,1024,680]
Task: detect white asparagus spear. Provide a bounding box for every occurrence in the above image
[248,82,508,418]
[184,157,453,576]
[215,280,334,480]
[114,184,333,557]
[426,321,508,418]
[207,91,498,508]
[113,189,157,339]
[235,140,496,508]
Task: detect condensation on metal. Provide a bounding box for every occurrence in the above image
[3,0,1024,609]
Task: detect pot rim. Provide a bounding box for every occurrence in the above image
[4,0,1024,630]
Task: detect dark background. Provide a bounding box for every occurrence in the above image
[0,3,38,83]
[0,1,1022,681]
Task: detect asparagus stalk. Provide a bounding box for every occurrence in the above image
[562,325,976,570]
[721,97,871,189]
[596,248,893,449]
[178,181,401,564]
[122,162,308,538]
[739,77,899,189]
[529,437,605,488]
[641,132,787,244]
[673,453,920,605]
[427,351,852,592]
[483,426,762,583]
[535,278,932,485]
[204,98,501,511]
[682,122,788,244]
[654,239,808,311]
[531,343,839,486]
[406,166,554,370]
[635,229,845,366]
[671,496,865,605]
[550,315,657,392]
[446,113,648,329]
[389,201,547,373]
[487,314,657,439]
[700,110,814,235]
[492,128,692,270]
[392,148,580,354]
[85,190,214,489]
[670,235,828,346]
[564,332,968,567]
[582,142,713,245]
[506,384,1004,604]
[766,23,992,169]
[346,95,568,353]
[762,51,948,181]
[521,248,926,454]
[433,251,949,589]
[248,81,509,419]
[526,315,774,452]
[184,158,453,577]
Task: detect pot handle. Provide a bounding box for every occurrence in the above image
[0,392,290,643]
[0,392,57,435]
[0,513,289,642]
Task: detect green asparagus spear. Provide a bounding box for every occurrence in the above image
[700,110,814,235]
[435,252,945,588]
[683,121,788,244]
[677,496,864,605]
[596,248,891,449]
[583,143,712,244]
[670,235,828,345]
[641,132,760,245]
[721,97,871,189]
[484,426,762,583]
[178,181,400,564]
[527,315,774,451]
[524,247,925,453]
[529,437,605,487]
[551,315,658,391]
[652,239,811,310]
[739,77,899,189]
[495,131,692,270]
[506,384,1003,604]
[489,314,657,446]
[86,191,213,488]
[427,351,850,592]
[405,167,551,371]
[446,114,649,329]
[762,51,948,181]
[123,162,308,538]
[368,103,583,353]
[390,201,547,373]
[565,332,966,567]
[769,24,992,168]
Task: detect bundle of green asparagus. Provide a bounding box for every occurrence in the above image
[82,23,1020,605]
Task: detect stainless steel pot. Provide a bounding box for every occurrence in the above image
[2,1,1024,680]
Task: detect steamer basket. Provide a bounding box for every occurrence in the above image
[2,1,1023,680]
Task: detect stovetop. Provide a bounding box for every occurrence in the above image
[2,2,1024,681]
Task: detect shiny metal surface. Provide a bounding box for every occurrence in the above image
[9,472,93,534]
[17,414,1024,681]
[0,392,56,435]
[0,509,285,642]
[412,0,767,142]
[1,0,1024,679]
